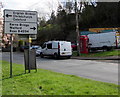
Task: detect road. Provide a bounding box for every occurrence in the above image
[1,52,118,84]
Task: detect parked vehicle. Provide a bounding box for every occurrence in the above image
[36,47,42,56]
[40,41,72,59]
[20,45,40,52]
[19,45,29,52]
[30,45,40,50]
[71,43,77,51]
[2,47,16,52]
[80,31,119,54]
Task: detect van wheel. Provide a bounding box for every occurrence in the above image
[67,56,71,59]
[40,53,44,58]
[54,53,59,59]
[107,47,112,51]
[102,46,108,52]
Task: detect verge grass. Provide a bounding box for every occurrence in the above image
[1,60,118,95]
[72,49,120,57]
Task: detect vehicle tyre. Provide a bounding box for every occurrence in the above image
[36,54,39,57]
[40,53,44,58]
[67,56,71,59]
[90,48,97,52]
[106,47,112,51]
[54,53,59,59]
[102,46,108,51]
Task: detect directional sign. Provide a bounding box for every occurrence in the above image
[4,9,37,34]
[4,22,37,34]
[4,9,37,23]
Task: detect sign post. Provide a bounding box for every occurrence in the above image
[10,34,13,78]
[4,9,37,77]
[28,35,31,73]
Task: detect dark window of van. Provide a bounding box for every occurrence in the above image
[42,44,46,49]
[47,43,52,49]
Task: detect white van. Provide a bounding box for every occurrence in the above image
[40,41,72,59]
[87,31,118,50]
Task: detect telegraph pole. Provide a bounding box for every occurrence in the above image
[75,0,80,56]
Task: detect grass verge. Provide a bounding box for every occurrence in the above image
[72,49,120,57]
[1,60,118,95]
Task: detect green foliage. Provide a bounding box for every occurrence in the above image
[37,24,62,44]
[1,61,118,95]
[81,2,119,28]
[36,2,119,45]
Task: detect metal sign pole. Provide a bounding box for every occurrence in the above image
[28,35,30,73]
[10,34,13,78]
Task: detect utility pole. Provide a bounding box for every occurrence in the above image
[0,2,3,49]
[0,2,3,96]
[0,2,3,23]
[75,0,80,56]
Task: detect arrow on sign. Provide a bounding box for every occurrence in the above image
[6,14,12,17]
[30,27,36,30]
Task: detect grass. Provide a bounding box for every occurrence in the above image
[72,49,120,57]
[1,60,119,95]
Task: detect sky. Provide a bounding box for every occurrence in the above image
[1,0,119,19]
[1,0,60,19]
[1,0,120,11]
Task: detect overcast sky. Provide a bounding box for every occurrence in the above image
[1,0,119,19]
[1,0,119,10]
[1,0,60,19]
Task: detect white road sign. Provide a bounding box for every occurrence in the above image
[4,22,37,34]
[4,9,37,23]
[4,9,37,34]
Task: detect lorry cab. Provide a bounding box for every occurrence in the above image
[40,41,72,59]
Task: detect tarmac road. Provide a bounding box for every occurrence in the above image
[1,52,118,84]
